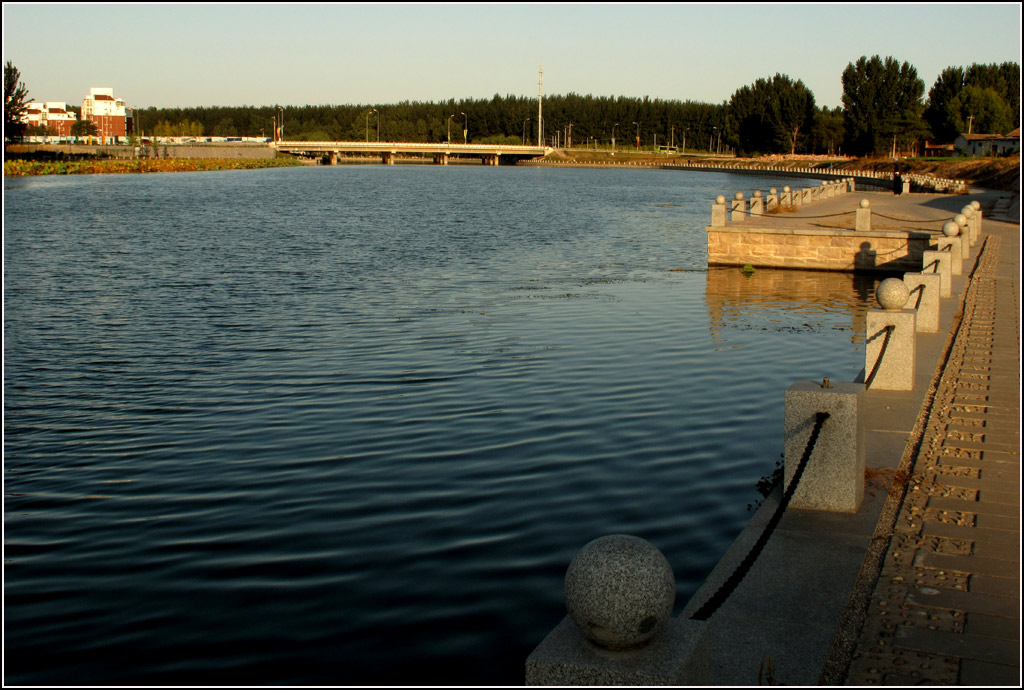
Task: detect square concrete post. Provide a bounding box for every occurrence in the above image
[766,190,778,211]
[933,237,962,275]
[526,617,709,685]
[921,250,952,298]
[731,195,746,222]
[971,211,981,245]
[855,206,871,232]
[710,200,727,227]
[847,178,856,192]
[865,309,916,390]
[902,272,941,333]
[784,380,865,513]
[811,187,820,202]
[749,194,764,216]
[801,188,812,205]
[959,229,970,260]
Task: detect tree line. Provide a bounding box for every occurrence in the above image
[8,57,1020,155]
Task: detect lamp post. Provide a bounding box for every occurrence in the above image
[375,108,380,142]
[461,111,467,144]
[447,113,454,144]
[365,109,376,143]
[523,117,530,145]
[633,121,640,151]
[612,122,618,152]
[682,127,687,154]
[716,127,722,155]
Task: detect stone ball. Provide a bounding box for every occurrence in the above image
[783,186,791,193]
[770,188,777,195]
[753,190,762,197]
[715,195,726,205]
[860,199,870,209]
[735,192,744,201]
[970,201,981,210]
[876,278,910,311]
[960,206,974,217]
[954,213,968,227]
[564,535,676,651]
[942,221,960,237]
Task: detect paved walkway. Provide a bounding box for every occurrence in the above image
[836,196,1021,685]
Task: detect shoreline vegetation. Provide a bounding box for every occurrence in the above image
[3,156,304,177]
[3,147,1018,192]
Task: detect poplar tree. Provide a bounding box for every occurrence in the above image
[4,61,31,143]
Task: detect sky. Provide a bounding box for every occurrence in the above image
[3,3,1021,111]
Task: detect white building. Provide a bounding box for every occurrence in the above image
[22,101,78,138]
[81,87,132,144]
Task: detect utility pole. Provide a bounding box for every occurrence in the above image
[538,64,544,147]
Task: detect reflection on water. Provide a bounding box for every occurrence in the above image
[705,267,878,352]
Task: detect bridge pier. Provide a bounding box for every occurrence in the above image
[381,152,395,165]
[482,154,499,166]
[434,153,449,166]
[327,151,338,166]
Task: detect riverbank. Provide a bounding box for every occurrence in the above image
[536,150,1021,193]
[3,157,304,177]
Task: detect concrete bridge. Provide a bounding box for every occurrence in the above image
[271,140,551,166]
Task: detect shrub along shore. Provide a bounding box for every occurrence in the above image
[3,157,304,177]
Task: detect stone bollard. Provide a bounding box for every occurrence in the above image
[902,272,941,333]
[823,180,833,199]
[935,222,963,275]
[731,193,746,222]
[526,535,709,685]
[969,201,982,245]
[784,379,865,513]
[855,199,871,232]
[811,186,821,202]
[864,278,916,391]
[767,188,778,212]
[711,195,727,227]
[847,177,856,193]
[953,214,971,260]
[781,186,792,208]
[801,187,811,205]
[920,249,952,298]
[750,190,764,216]
[960,205,978,247]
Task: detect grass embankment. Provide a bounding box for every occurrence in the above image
[541,149,1021,192]
[3,157,304,177]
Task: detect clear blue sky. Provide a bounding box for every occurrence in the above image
[3,3,1021,110]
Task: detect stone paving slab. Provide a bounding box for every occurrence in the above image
[836,194,1021,687]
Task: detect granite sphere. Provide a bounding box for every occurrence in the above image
[716,195,726,205]
[860,199,870,209]
[734,192,744,201]
[753,190,762,198]
[942,221,960,237]
[954,213,968,228]
[876,278,910,311]
[564,535,675,651]
[970,201,981,211]
[960,206,974,217]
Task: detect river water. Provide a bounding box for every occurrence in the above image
[4,164,878,685]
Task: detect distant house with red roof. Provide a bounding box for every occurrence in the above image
[954,129,1020,156]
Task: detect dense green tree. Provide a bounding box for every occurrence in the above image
[727,74,815,155]
[841,56,925,156]
[809,106,844,155]
[4,61,31,143]
[924,62,1019,141]
[71,119,98,141]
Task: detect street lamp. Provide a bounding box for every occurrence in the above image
[447,113,454,144]
[612,122,619,152]
[523,117,530,145]
[633,121,640,151]
[375,108,380,142]
[365,108,376,143]
[461,111,467,144]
